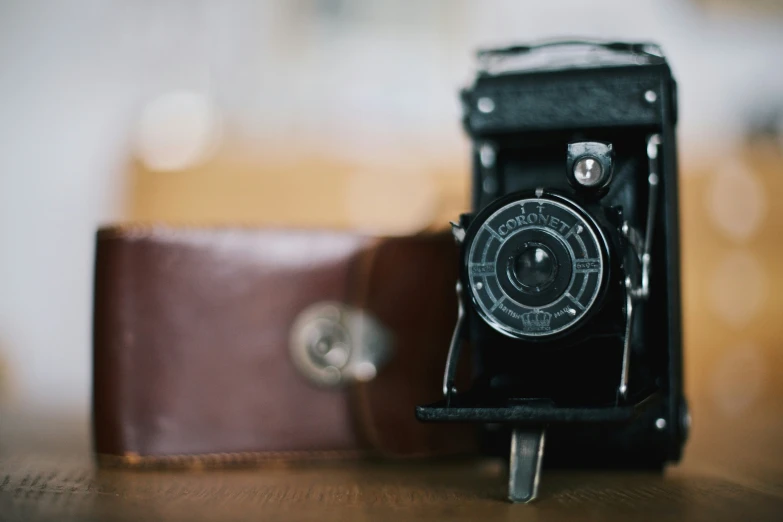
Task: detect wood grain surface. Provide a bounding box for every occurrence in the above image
[1,410,782,521]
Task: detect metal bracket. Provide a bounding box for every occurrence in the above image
[618,134,661,402]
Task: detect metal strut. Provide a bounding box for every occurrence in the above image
[618,133,661,402]
[443,281,466,404]
[442,220,469,405]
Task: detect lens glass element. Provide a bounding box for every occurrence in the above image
[510,244,557,292]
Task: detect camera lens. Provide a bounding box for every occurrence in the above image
[509,244,557,293]
[464,195,607,339]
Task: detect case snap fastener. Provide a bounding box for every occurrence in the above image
[289,302,392,388]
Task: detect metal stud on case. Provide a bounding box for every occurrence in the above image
[289,302,392,388]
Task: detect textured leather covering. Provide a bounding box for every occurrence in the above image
[465,67,668,134]
[92,226,474,465]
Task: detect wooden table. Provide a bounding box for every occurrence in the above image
[1,409,782,521]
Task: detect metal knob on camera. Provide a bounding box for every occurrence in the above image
[567,141,614,190]
[289,302,392,388]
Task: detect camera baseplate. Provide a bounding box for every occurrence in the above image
[416,383,663,502]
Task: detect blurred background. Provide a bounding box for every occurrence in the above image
[1,0,782,468]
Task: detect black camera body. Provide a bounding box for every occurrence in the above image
[417,41,688,501]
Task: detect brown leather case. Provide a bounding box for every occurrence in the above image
[93,226,474,467]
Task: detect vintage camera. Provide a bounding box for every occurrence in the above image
[417,41,688,502]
